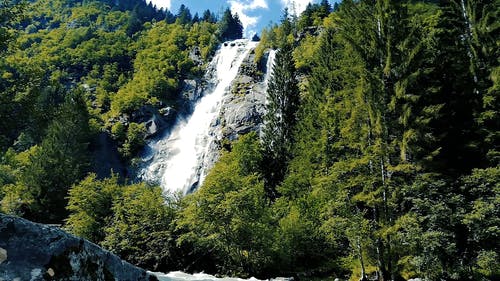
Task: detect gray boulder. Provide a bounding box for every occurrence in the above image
[182,79,204,103]
[0,214,157,281]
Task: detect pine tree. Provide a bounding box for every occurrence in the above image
[21,93,92,223]
[426,0,482,175]
[307,1,437,278]
[218,8,243,41]
[202,9,217,23]
[458,0,500,166]
[164,9,176,24]
[176,4,192,25]
[0,0,24,51]
[262,42,299,198]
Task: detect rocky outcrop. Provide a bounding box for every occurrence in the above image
[218,48,271,141]
[197,48,273,175]
[132,105,177,138]
[180,79,205,111]
[0,214,157,281]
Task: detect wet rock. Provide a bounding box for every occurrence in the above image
[201,45,273,175]
[159,107,175,118]
[0,247,6,264]
[216,49,272,141]
[131,105,173,138]
[0,214,157,281]
[182,79,204,103]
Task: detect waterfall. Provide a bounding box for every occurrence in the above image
[264,50,276,87]
[261,49,277,140]
[138,39,257,195]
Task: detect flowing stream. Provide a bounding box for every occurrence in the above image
[138,39,258,195]
[154,271,263,281]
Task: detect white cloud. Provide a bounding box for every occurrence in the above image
[148,0,171,10]
[229,0,269,37]
[280,0,313,15]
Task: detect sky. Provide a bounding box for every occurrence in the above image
[147,0,338,37]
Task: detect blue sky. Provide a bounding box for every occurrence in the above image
[148,0,339,37]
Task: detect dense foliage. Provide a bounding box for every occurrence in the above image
[0,0,241,222]
[1,0,498,280]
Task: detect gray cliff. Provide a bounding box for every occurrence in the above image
[219,48,269,141]
[0,214,157,281]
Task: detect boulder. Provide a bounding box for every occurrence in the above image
[0,214,157,281]
[130,105,175,139]
[182,79,204,102]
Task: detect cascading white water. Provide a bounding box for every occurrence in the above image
[138,39,257,195]
[153,271,263,281]
[264,50,276,87]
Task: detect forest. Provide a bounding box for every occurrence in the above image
[0,0,498,280]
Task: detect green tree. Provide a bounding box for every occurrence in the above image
[178,133,274,277]
[460,167,500,279]
[218,8,243,41]
[0,0,25,52]
[202,9,217,23]
[457,0,500,166]
[176,4,192,25]
[296,1,444,279]
[102,183,177,271]
[20,93,92,223]
[65,173,121,243]
[262,42,299,198]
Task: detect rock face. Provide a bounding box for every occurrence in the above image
[218,48,270,141]
[132,105,177,139]
[0,214,157,281]
[198,48,273,174]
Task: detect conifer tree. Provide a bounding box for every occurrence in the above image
[202,9,217,23]
[21,93,92,223]
[426,0,482,174]
[457,0,499,166]
[307,1,434,278]
[262,42,299,198]
[218,8,243,41]
[0,0,25,52]
[176,4,192,25]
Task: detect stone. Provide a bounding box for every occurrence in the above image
[182,79,204,102]
[128,105,174,139]
[200,43,270,172]
[31,268,42,279]
[159,107,175,118]
[0,248,6,264]
[47,268,55,277]
[0,214,157,281]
